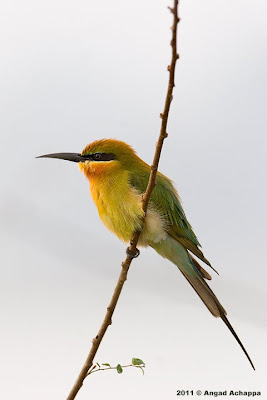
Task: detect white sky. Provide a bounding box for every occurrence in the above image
[0,1,266,399]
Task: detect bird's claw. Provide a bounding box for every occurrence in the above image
[126,246,140,259]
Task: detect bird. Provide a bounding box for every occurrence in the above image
[37,138,255,370]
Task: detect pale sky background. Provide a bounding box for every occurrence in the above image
[0,0,266,399]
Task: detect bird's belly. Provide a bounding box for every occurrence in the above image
[90,181,167,246]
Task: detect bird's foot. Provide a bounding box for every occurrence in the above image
[126,246,140,259]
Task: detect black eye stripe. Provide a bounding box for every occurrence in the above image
[81,152,116,162]
[93,152,116,161]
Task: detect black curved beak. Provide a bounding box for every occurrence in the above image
[36,152,92,162]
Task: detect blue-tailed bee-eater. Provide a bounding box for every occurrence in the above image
[38,138,254,369]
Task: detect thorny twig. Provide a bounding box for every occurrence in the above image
[66,2,180,399]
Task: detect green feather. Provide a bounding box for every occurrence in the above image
[128,165,214,261]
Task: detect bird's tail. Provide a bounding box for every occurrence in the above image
[150,236,255,370]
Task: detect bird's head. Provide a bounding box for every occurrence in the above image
[37,139,141,179]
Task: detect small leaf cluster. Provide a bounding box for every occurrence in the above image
[87,358,145,377]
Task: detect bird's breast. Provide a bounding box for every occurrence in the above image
[89,170,167,245]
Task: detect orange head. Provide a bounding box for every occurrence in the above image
[79,139,139,180]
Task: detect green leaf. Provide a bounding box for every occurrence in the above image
[116,364,123,374]
[96,362,100,368]
[132,358,145,366]
[102,363,111,367]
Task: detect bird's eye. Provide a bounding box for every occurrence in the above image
[93,153,102,160]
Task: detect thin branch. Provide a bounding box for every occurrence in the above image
[86,364,145,376]
[66,2,179,399]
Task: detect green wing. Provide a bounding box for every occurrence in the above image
[129,168,212,267]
